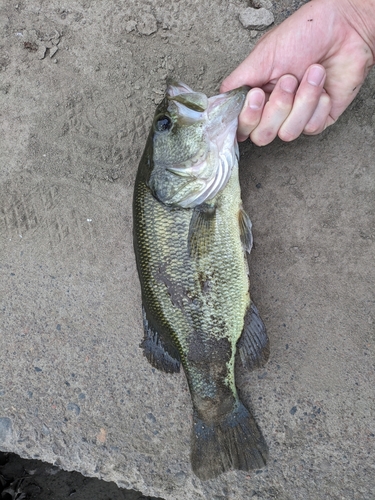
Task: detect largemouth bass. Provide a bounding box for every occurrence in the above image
[133,82,269,480]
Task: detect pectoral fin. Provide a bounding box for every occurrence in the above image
[140,307,181,373]
[239,207,253,254]
[236,302,269,371]
[188,203,216,258]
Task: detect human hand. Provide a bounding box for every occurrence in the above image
[221,0,375,145]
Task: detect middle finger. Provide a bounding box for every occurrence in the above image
[250,74,298,146]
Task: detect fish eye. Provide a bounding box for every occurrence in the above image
[155,115,172,132]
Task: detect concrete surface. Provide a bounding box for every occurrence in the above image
[1,0,374,498]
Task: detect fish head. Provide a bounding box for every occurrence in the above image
[148,82,248,208]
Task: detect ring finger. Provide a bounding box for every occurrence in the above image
[278,64,326,141]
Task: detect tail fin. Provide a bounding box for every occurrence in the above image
[191,401,268,480]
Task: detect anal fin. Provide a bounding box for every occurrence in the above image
[140,306,181,373]
[236,302,269,371]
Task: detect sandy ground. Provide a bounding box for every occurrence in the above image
[1,0,375,499]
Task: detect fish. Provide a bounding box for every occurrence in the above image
[133,81,269,480]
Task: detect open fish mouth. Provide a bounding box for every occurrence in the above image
[166,81,249,131]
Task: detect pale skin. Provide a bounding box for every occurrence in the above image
[220,0,375,146]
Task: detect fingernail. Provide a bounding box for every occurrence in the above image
[280,75,298,93]
[307,65,325,86]
[248,89,264,110]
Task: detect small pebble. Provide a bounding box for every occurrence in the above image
[137,13,157,36]
[239,7,274,30]
[125,20,137,33]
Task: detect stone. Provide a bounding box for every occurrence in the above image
[239,7,274,30]
[125,20,137,33]
[137,13,158,36]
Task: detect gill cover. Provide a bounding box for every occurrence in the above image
[148,82,247,209]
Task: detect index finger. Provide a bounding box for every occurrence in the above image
[220,44,274,92]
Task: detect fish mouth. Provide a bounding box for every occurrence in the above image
[203,86,249,159]
[165,82,248,131]
[206,86,249,132]
[166,81,209,123]
[151,82,249,208]
[166,80,195,97]
[166,81,249,119]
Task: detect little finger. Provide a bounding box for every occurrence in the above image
[303,91,332,135]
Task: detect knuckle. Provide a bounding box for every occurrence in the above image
[300,93,321,108]
[297,83,324,104]
[303,122,321,135]
[238,123,255,138]
[250,128,275,146]
[278,127,298,142]
[239,112,261,131]
[272,96,293,113]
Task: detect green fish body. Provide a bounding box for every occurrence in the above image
[133,82,269,480]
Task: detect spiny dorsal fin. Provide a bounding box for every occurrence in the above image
[188,203,216,258]
[239,206,253,254]
[236,302,269,371]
